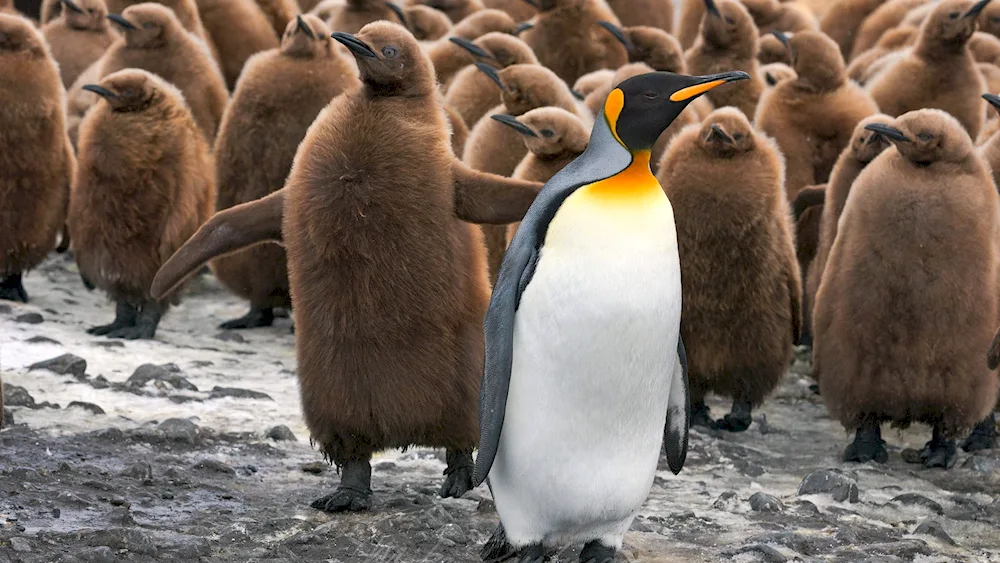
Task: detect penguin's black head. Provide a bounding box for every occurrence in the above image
[604,70,749,151]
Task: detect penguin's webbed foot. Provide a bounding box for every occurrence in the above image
[89,300,139,336]
[961,412,997,452]
[580,540,615,563]
[105,324,158,340]
[310,486,372,512]
[439,448,474,498]
[0,274,28,303]
[219,306,275,330]
[515,544,546,563]
[714,399,753,433]
[105,301,162,340]
[481,524,516,562]
[843,423,888,463]
[918,428,957,469]
[690,401,716,429]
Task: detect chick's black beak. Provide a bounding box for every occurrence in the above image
[449,37,495,59]
[107,13,136,30]
[331,31,378,58]
[513,21,533,35]
[384,2,408,29]
[296,15,316,39]
[864,123,910,143]
[491,114,537,137]
[475,62,505,90]
[598,20,632,51]
[520,0,539,8]
[570,88,585,101]
[62,0,85,14]
[82,84,119,100]
[983,93,1000,114]
[772,30,790,49]
[704,0,721,18]
[965,0,991,18]
[669,70,750,102]
[707,123,734,144]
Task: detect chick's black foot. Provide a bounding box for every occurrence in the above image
[690,401,715,429]
[440,448,474,498]
[715,399,753,432]
[219,306,274,329]
[0,274,28,302]
[920,426,958,469]
[961,412,997,452]
[310,459,372,513]
[88,300,138,335]
[580,540,615,563]
[843,422,888,463]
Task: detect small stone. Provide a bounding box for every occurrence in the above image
[300,461,327,475]
[890,493,944,515]
[15,313,43,324]
[0,304,10,314]
[734,458,765,477]
[126,364,197,391]
[90,376,110,389]
[119,462,153,480]
[77,546,116,563]
[9,537,31,552]
[477,499,496,513]
[750,492,784,513]
[900,448,924,464]
[3,408,13,426]
[52,508,61,519]
[29,354,87,377]
[209,386,273,401]
[912,520,957,546]
[629,519,654,533]
[413,494,433,506]
[266,425,297,441]
[3,384,36,408]
[108,506,136,526]
[962,455,998,473]
[835,526,859,544]
[162,492,175,500]
[797,469,859,503]
[440,523,467,545]
[374,461,398,472]
[214,331,246,343]
[25,336,61,345]
[83,528,157,555]
[68,401,105,415]
[723,544,787,562]
[712,491,741,512]
[193,459,236,475]
[93,341,124,348]
[794,500,820,515]
[236,465,258,477]
[758,414,771,435]
[92,428,125,442]
[158,418,199,443]
[863,540,931,558]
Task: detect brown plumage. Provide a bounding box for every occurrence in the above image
[970,30,1000,63]
[481,0,535,22]
[612,22,685,71]
[820,0,888,60]
[677,0,706,49]
[41,0,117,88]
[444,32,536,128]
[790,183,824,347]
[685,0,765,119]
[445,102,469,155]
[980,63,1000,104]
[406,0,483,23]
[978,94,1000,187]
[0,0,23,15]
[804,113,890,353]
[0,14,75,303]
[71,3,229,143]
[866,0,989,140]
[844,24,915,85]
[814,109,1000,467]
[658,107,800,432]
[757,31,790,64]
[740,0,817,35]
[298,0,323,11]
[572,68,614,96]
[253,0,298,36]
[195,0,279,90]
[152,21,541,510]
[979,0,1000,38]
[850,0,926,60]
[392,3,452,40]
[209,15,358,330]
[606,0,673,33]
[423,8,515,85]
[462,62,586,284]
[761,60,794,85]
[327,0,404,33]
[756,31,879,200]
[519,0,628,85]
[70,69,215,339]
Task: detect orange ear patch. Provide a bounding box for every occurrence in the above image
[669,79,725,102]
[604,88,625,146]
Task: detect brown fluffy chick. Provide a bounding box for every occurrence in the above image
[423,8,515,85]
[761,60,795,86]
[444,32,536,128]
[405,0,483,23]
[741,0,818,35]
[756,31,879,200]
[388,2,452,40]
[820,0,890,60]
[210,15,358,330]
[814,109,1000,468]
[804,113,890,351]
[849,0,927,60]
[327,0,405,33]
[70,69,215,339]
[482,0,535,21]
[866,0,990,140]
[0,14,75,303]
[758,30,791,64]
[42,0,118,88]
[979,0,1000,37]
[659,107,800,433]
[790,183,824,347]
[74,3,229,143]
[598,21,685,71]
[606,0,673,34]
[978,94,1000,186]
[519,0,628,85]
[0,0,22,15]
[844,24,915,85]
[253,0,299,36]
[685,0,765,119]
[194,0,279,90]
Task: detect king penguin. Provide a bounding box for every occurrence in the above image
[474,69,750,563]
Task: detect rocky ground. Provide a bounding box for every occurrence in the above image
[1,254,999,563]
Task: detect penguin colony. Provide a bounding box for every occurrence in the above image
[2,0,1000,559]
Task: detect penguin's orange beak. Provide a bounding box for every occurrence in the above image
[669,71,749,102]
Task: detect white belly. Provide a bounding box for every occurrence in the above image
[489,183,682,548]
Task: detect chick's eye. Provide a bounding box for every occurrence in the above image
[724,16,734,24]
[142,22,154,29]
[948,11,960,19]
[382,46,398,58]
[917,132,933,141]
[87,8,95,13]
[540,129,554,138]
[732,133,744,140]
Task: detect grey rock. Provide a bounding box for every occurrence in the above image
[68,401,105,415]
[209,386,273,401]
[962,455,998,473]
[794,501,820,515]
[374,461,398,472]
[300,461,327,474]
[119,462,153,480]
[713,491,741,512]
[2,407,12,426]
[863,539,931,558]
[127,364,198,392]
[3,384,36,408]
[797,469,859,503]
[266,425,297,441]
[629,518,654,532]
[25,336,61,345]
[214,331,246,343]
[15,313,43,324]
[29,354,87,377]
[835,526,859,544]
[723,544,788,562]
[108,506,136,526]
[158,418,199,443]
[193,459,236,475]
[91,428,125,442]
[93,341,124,348]
[477,499,496,513]
[0,304,10,314]
[9,537,31,552]
[890,493,944,515]
[912,520,957,546]
[82,528,157,555]
[439,523,467,545]
[77,546,116,563]
[90,376,110,390]
[734,458,766,477]
[750,492,784,513]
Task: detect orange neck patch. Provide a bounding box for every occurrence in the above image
[582,150,663,203]
[604,88,625,147]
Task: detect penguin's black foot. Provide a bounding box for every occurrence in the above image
[105,324,157,340]
[715,400,753,433]
[516,544,546,563]
[843,424,888,463]
[690,401,715,429]
[104,301,162,340]
[219,306,274,330]
[89,301,138,336]
[919,436,958,469]
[310,486,372,512]
[481,524,516,562]
[961,413,997,452]
[580,540,615,563]
[0,275,28,302]
[439,449,474,498]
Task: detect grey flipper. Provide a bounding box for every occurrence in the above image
[472,113,633,487]
[664,336,690,475]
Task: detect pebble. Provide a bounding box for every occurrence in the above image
[9,537,31,552]
[912,520,957,546]
[889,493,944,515]
[300,462,327,475]
[439,523,467,545]
[82,528,157,555]
[2,407,13,426]
[722,544,788,562]
[158,418,200,443]
[29,354,87,378]
[797,469,859,503]
[749,492,784,513]
[193,459,237,475]
[3,384,36,408]
[119,462,153,480]
[0,303,10,314]
[127,364,198,392]
[713,491,742,512]
[209,386,273,401]
[477,499,496,513]
[68,401,105,415]
[961,455,998,473]
[77,546,116,563]
[91,428,125,442]
[15,313,43,324]
[92,341,124,348]
[266,425,297,441]
[25,335,61,345]
[214,331,247,343]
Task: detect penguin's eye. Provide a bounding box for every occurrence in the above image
[87,8,95,13]
[382,46,398,58]
[724,16,735,24]
[917,132,934,141]
[948,11,960,19]
[540,129,554,138]
[642,91,658,100]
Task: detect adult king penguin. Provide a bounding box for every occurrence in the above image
[474,69,750,563]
